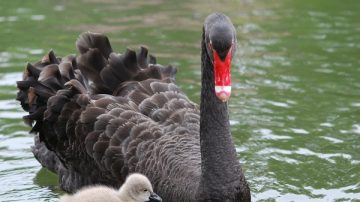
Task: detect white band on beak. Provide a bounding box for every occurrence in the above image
[215,85,231,102]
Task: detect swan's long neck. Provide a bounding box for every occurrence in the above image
[198,30,244,200]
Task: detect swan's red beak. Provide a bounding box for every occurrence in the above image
[213,45,232,102]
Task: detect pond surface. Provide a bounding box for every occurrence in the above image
[0,0,359,201]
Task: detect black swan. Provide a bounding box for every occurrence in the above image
[16,13,251,201]
[60,173,162,202]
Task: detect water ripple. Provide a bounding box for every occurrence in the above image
[0,72,22,86]
[258,147,353,164]
[305,185,360,201]
[254,128,292,140]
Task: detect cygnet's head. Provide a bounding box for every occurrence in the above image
[119,173,162,202]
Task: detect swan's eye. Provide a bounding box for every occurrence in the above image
[143,189,148,192]
[208,41,213,49]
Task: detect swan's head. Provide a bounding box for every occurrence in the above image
[119,173,162,202]
[204,13,236,102]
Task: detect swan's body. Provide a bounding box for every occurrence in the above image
[17,13,250,201]
[60,173,162,202]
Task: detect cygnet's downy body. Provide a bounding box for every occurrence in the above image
[60,173,162,202]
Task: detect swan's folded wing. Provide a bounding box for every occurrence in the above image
[17,32,201,193]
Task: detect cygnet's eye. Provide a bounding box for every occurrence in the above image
[143,189,148,192]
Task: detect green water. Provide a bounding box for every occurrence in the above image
[0,0,359,201]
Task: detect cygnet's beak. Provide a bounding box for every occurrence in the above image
[148,192,162,202]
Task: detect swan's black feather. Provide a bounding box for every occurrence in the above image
[17,32,200,201]
[76,32,113,58]
[26,63,41,78]
[17,20,251,201]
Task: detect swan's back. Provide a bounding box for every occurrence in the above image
[17,32,201,201]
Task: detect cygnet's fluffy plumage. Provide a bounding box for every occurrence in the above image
[60,173,162,202]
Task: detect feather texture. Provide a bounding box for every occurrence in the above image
[17,32,201,200]
[17,13,251,202]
